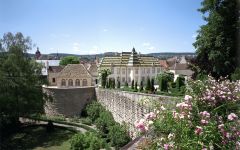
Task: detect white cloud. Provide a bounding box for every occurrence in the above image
[147,46,155,50]
[142,42,150,47]
[103,29,108,32]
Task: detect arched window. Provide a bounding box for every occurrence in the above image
[61,79,66,86]
[82,79,87,86]
[75,79,80,86]
[68,79,73,86]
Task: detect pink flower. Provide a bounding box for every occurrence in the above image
[164,144,170,150]
[201,119,209,125]
[184,95,192,101]
[195,126,203,135]
[200,111,210,118]
[228,113,238,121]
[145,112,156,120]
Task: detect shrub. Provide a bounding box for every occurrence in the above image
[176,76,185,90]
[80,117,92,125]
[117,80,120,88]
[231,67,240,81]
[112,78,115,89]
[151,78,155,92]
[134,77,240,149]
[124,82,128,88]
[85,102,104,122]
[134,81,138,91]
[108,123,131,148]
[139,80,144,92]
[95,111,115,134]
[145,77,151,91]
[70,132,107,150]
[131,80,134,89]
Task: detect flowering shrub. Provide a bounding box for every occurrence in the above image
[135,77,240,150]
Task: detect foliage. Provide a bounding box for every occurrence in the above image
[117,80,120,88]
[0,32,46,139]
[131,80,134,89]
[145,77,151,91]
[84,102,104,122]
[70,132,108,150]
[151,78,155,92]
[193,0,240,79]
[112,78,115,89]
[99,69,111,88]
[139,80,144,92]
[59,56,79,66]
[157,72,173,92]
[176,76,185,90]
[135,77,240,149]
[108,123,131,148]
[124,82,128,88]
[231,67,240,81]
[95,111,115,135]
[134,81,138,91]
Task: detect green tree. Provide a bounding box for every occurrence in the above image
[151,78,155,92]
[99,69,111,88]
[193,0,239,79]
[59,56,79,66]
[112,78,115,89]
[139,80,144,92]
[131,80,134,89]
[124,82,128,88]
[157,72,173,92]
[117,80,120,89]
[145,77,151,91]
[176,76,185,90]
[134,81,138,91]
[231,68,240,81]
[0,32,46,138]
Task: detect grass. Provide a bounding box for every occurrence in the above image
[2,125,76,150]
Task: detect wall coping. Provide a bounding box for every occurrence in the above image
[96,88,180,99]
[43,85,96,89]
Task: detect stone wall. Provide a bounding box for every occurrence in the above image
[43,86,95,116]
[96,88,179,137]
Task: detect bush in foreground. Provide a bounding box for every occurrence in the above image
[134,77,240,149]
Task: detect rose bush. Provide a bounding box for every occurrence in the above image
[135,77,240,150]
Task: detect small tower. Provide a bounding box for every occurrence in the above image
[35,47,41,60]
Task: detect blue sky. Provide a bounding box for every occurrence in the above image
[0,0,204,54]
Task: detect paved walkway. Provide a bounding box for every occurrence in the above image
[19,117,88,133]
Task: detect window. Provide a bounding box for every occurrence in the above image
[128,68,131,74]
[135,68,139,74]
[117,68,120,74]
[122,68,125,74]
[147,68,150,74]
[152,67,155,74]
[61,79,66,86]
[68,79,73,86]
[122,77,125,82]
[157,68,161,73]
[75,79,80,86]
[83,79,87,86]
[52,78,55,83]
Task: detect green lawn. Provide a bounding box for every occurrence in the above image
[2,125,76,150]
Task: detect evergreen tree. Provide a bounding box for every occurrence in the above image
[139,80,143,92]
[145,77,151,91]
[134,81,138,91]
[100,69,111,88]
[151,78,155,92]
[193,0,240,79]
[124,82,128,88]
[131,80,134,89]
[117,80,120,89]
[112,78,115,89]
[176,76,185,90]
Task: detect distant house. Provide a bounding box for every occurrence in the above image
[86,63,98,85]
[169,61,193,81]
[99,48,163,85]
[159,60,169,70]
[48,66,64,86]
[36,59,61,76]
[56,64,92,87]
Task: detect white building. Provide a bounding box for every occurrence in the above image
[36,60,60,76]
[98,48,163,85]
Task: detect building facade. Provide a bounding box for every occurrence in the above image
[98,48,163,85]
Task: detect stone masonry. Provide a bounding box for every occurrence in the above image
[95,88,179,137]
[43,86,95,116]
